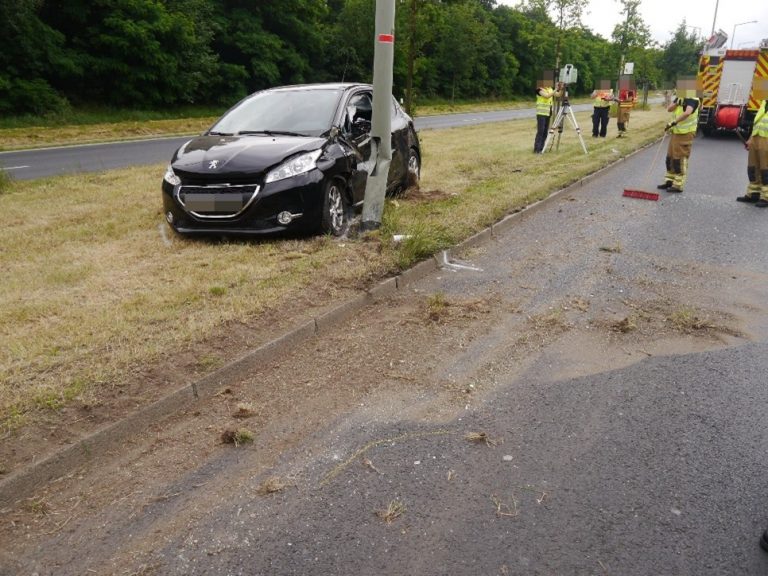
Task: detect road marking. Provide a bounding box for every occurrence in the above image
[3,165,30,170]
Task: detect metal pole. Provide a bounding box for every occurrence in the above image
[710,0,719,36]
[361,0,395,231]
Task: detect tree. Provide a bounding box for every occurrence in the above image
[661,22,701,83]
[0,0,72,114]
[611,0,653,78]
[525,0,584,82]
[40,0,220,107]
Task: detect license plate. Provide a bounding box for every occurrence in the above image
[184,193,244,213]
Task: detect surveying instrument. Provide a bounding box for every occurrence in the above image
[543,64,588,155]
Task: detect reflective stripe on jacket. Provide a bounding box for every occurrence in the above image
[754,100,768,138]
[671,98,700,134]
[593,95,611,108]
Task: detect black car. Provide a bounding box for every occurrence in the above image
[161,83,421,236]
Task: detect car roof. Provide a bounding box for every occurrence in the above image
[264,83,371,94]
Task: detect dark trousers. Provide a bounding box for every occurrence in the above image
[592,106,609,137]
[534,114,550,152]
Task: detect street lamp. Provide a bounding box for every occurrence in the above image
[731,20,757,48]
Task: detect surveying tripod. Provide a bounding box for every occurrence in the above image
[543,93,588,155]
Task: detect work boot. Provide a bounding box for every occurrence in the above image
[761,529,768,552]
[657,181,672,189]
[736,193,760,203]
[755,199,768,208]
[667,186,683,193]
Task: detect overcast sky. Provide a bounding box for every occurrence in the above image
[500,0,768,47]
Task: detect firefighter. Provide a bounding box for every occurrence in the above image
[590,87,613,138]
[533,81,563,153]
[737,98,768,206]
[657,91,700,193]
[616,89,635,137]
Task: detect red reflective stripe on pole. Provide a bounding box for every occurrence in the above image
[378,33,394,43]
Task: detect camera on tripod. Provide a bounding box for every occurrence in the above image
[543,63,588,155]
[558,64,578,103]
[559,64,578,85]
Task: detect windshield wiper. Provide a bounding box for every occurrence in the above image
[236,130,308,137]
[208,131,233,136]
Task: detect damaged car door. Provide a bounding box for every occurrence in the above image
[340,91,374,206]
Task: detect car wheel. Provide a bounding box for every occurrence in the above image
[319,178,349,236]
[406,147,420,187]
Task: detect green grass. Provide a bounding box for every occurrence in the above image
[0,105,225,130]
[0,105,669,430]
[0,169,12,194]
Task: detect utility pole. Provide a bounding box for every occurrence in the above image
[361,0,396,231]
[405,0,417,115]
[710,0,719,36]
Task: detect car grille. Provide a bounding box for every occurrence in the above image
[176,183,260,219]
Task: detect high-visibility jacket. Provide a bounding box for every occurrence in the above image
[671,98,700,135]
[753,100,768,138]
[593,93,612,108]
[536,89,555,116]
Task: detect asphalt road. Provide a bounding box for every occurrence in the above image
[4,131,767,574]
[0,103,598,180]
[144,134,768,575]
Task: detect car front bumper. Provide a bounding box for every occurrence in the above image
[161,170,326,236]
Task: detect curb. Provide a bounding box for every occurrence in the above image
[0,136,660,508]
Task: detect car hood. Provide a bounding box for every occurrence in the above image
[172,134,327,179]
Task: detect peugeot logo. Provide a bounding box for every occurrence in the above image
[208,160,219,169]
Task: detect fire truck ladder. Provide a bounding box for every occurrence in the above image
[721,83,746,105]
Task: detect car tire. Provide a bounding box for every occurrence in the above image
[406,147,420,188]
[319,177,349,236]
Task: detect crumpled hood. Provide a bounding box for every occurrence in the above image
[172,134,327,179]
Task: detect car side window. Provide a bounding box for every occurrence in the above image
[344,93,373,135]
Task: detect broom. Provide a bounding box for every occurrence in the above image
[623,132,667,201]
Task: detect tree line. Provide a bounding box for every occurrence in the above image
[0,0,702,116]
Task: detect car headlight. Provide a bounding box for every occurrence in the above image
[265,150,323,184]
[164,164,181,186]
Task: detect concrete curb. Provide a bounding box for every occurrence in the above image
[0,137,661,508]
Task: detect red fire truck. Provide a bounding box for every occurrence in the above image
[697,32,768,135]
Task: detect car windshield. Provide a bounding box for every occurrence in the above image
[210,88,342,137]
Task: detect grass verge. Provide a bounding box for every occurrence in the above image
[0,105,668,431]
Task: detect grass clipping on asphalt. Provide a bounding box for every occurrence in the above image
[0,106,668,429]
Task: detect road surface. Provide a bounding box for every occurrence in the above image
[0,103,600,180]
[2,134,767,575]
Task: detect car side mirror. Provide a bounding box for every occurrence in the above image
[351,118,372,138]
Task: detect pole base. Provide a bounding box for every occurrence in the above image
[359,220,381,232]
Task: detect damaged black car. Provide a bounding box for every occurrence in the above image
[161,83,421,237]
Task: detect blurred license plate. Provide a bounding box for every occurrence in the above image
[185,193,243,212]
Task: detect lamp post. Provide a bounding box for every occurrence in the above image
[731,21,757,49]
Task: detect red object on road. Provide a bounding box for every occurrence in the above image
[622,189,660,201]
[378,34,394,43]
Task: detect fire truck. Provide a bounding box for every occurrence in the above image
[697,31,768,136]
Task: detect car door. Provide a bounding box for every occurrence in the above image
[387,96,408,188]
[341,91,373,206]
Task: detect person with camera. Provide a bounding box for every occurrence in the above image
[533,81,563,153]
[657,87,700,193]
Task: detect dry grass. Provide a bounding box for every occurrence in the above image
[0,105,669,429]
[376,499,406,524]
[666,307,717,333]
[257,476,288,495]
[465,431,500,446]
[220,428,254,446]
[0,117,218,151]
[232,403,257,419]
[425,292,449,322]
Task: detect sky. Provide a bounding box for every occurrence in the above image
[501,0,768,47]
